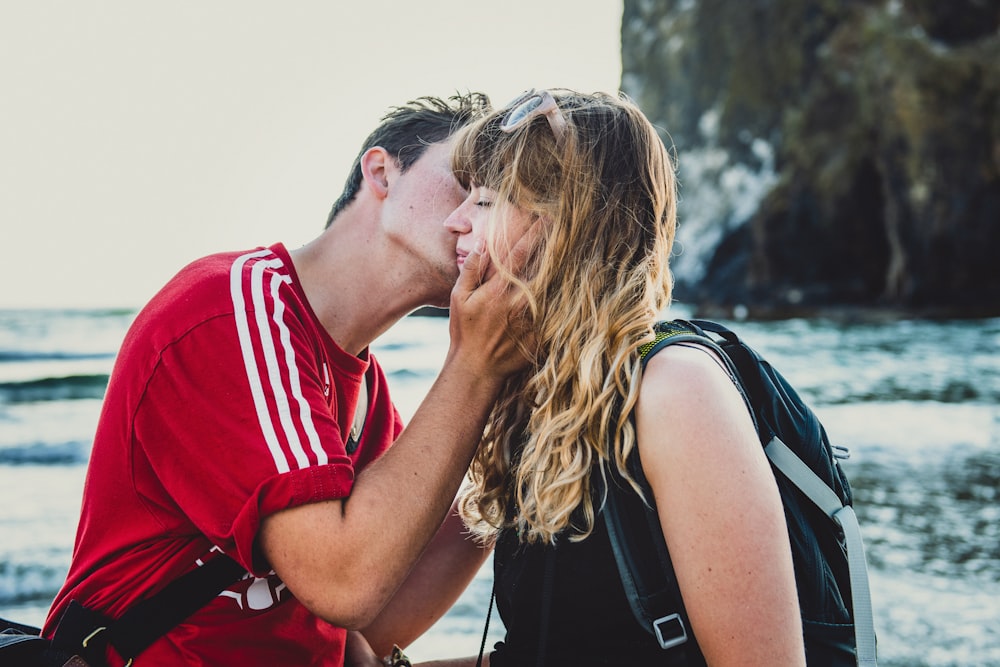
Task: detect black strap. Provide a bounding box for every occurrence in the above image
[110,554,246,658]
[53,555,246,665]
[475,585,495,667]
[600,320,735,663]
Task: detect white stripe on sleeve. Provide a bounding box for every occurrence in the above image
[231,250,291,473]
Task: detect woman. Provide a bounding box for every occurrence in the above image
[353,89,805,666]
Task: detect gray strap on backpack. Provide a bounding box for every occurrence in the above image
[764,436,878,667]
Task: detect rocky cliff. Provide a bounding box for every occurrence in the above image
[621,0,1000,318]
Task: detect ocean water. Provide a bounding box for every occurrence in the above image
[1,308,998,665]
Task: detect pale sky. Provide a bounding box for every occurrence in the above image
[1,1,623,308]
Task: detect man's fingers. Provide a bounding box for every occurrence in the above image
[455,241,491,295]
[505,218,542,278]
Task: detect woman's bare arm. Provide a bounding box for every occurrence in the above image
[636,345,805,666]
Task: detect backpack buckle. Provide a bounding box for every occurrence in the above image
[652,613,688,649]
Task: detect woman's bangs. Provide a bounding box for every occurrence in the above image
[452,116,516,191]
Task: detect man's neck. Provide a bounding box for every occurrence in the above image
[288,218,436,356]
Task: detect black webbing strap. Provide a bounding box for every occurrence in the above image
[475,585,495,667]
[53,555,246,665]
[110,555,246,658]
[599,321,723,663]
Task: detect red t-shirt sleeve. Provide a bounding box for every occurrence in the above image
[133,309,357,575]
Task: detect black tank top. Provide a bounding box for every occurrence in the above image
[488,478,856,667]
[489,498,696,666]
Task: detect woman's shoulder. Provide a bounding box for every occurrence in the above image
[638,342,736,406]
[635,341,756,458]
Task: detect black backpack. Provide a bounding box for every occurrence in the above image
[602,319,877,666]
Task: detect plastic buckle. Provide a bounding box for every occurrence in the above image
[652,613,688,650]
[832,444,851,460]
[81,626,106,648]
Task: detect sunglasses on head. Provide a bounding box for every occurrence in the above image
[500,89,567,145]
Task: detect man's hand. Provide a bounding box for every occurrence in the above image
[448,229,538,381]
[260,227,538,632]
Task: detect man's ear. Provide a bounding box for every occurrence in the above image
[360,147,392,200]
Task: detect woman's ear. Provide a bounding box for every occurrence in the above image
[359,147,391,200]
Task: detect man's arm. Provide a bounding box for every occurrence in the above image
[360,499,492,657]
[259,247,522,629]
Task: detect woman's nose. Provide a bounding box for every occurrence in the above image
[444,202,473,234]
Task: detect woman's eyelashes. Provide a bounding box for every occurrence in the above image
[474,186,499,208]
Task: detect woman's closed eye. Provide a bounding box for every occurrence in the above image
[473,186,498,208]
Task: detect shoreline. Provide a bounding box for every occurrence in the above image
[412,303,1000,323]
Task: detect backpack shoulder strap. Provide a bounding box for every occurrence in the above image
[639,319,718,361]
[110,554,247,658]
[601,456,699,657]
[52,554,246,665]
[600,319,726,661]
[641,320,759,433]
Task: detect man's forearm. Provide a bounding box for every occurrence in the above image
[259,359,502,628]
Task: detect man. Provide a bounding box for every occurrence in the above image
[43,93,524,666]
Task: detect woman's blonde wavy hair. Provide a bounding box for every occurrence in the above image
[451,90,678,544]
